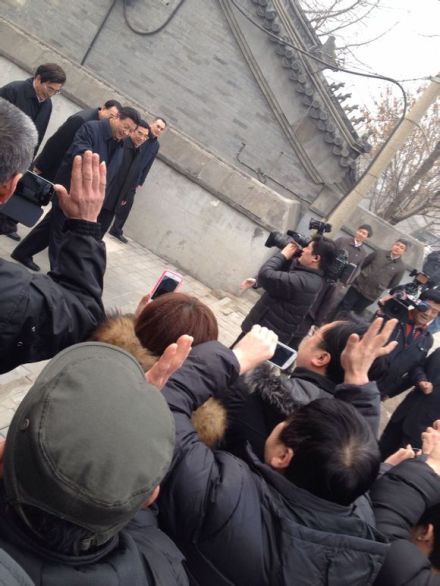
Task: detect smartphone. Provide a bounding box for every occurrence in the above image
[268,341,297,370]
[150,270,183,300]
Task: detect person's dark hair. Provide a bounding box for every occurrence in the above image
[138,119,149,130]
[103,99,122,112]
[34,63,66,84]
[396,238,410,249]
[416,503,440,570]
[420,289,440,306]
[135,292,218,355]
[16,505,96,555]
[318,321,386,384]
[311,236,338,277]
[358,224,373,237]
[153,116,167,126]
[280,398,381,506]
[119,106,140,126]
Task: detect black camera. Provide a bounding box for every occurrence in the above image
[380,270,431,321]
[0,171,54,227]
[265,218,332,251]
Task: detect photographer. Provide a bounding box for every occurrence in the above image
[235,235,337,349]
[0,98,106,374]
[377,289,440,400]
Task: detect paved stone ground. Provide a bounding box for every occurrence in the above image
[0,223,260,437]
[0,224,433,440]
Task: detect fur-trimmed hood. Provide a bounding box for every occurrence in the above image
[243,364,336,417]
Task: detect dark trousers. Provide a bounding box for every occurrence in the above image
[98,209,116,237]
[13,211,52,259]
[12,203,65,270]
[379,418,410,460]
[0,212,18,235]
[338,286,372,315]
[110,199,134,235]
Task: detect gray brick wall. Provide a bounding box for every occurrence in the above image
[1,0,346,206]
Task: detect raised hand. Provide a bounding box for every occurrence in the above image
[55,150,106,222]
[233,325,278,374]
[341,317,398,385]
[145,334,193,390]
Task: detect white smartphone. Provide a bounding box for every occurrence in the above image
[150,270,184,300]
[268,341,297,370]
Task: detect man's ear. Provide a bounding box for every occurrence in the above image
[0,173,22,203]
[312,253,321,266]
[141,485,160,509]
[268,444,294,471]
[310,350,331,369]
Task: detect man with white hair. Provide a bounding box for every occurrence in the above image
[0,97,106,374]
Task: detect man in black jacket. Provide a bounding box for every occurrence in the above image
[159,320,398,586]
[0,342,189,586]
[11,99,122,270]
[109,117,166,242]
[12,106,139,271]
[372,422,440,584]
[237,235,338,348]
[0,97,106,374]
[99,119,150,236]
[0,63,66,241]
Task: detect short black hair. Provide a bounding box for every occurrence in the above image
[280,398,381,506]
[395,238,410,249]
[138,119,149,130]
[153,116,167,126]
[119,106,140,126]
[358,224,373,237]
[311,236,338,277]
[417,503,440,570]
[420,288,440,306]
[34,63,66,85]
[103,99,122,112]
[318,321,386,384]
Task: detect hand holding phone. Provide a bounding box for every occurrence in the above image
[150,270,183,300]
[267,341,297,370]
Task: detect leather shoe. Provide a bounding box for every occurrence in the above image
[11,252,40,272]
[5,231,21,242]
[109,230,128,244]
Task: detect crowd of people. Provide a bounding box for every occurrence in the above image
[2,63,440,585]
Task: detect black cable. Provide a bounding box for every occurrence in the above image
[227,0,411,220]
[123,0,187,35]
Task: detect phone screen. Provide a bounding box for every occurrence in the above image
[151,274,182,299]
[269,343,297,369]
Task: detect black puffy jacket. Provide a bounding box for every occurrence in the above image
[241,252,324,345]
[372,459,440,585]
[160,342,389,586]
[0,220,105,374]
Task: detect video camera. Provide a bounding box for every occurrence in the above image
[265,218,356,283]
[380,270,432,321]
[0,171,54,227]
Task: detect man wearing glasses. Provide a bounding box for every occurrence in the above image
[0,63,66,241]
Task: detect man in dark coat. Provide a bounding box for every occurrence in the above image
[379,348,440,459]
[338,239,408,316]
[376,288,440,404]
[109,117,166,243]
[237,236,337,348]
[0,98,106,373]
[315,224,372,324]
[12,106,139,271]
[0,63,66,241]
[11,99,122,271]
[0,342,189,586]
[99,119,150,236]
[32,99,122,182]
[158,322,398,586]
[372,427,440,584]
